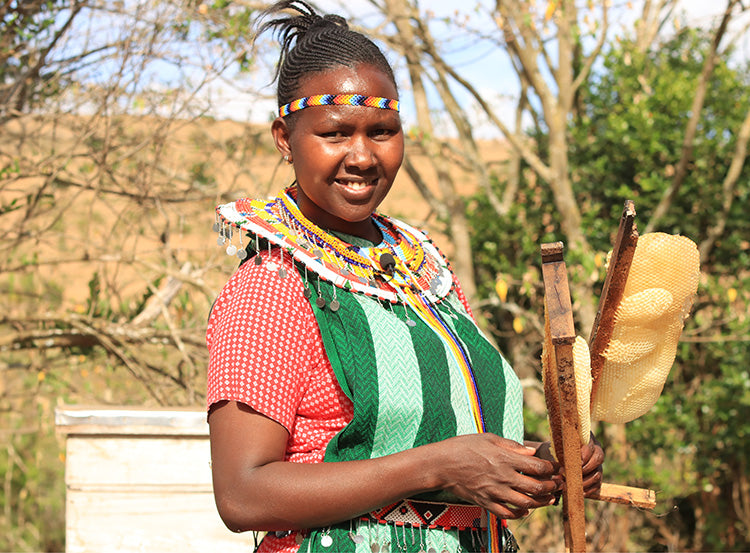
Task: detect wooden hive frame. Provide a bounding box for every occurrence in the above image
[540,202,656,553]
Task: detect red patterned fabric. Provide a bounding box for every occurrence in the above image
[369,499,486,530]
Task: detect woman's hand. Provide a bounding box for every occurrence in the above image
[526,434,604,500]
[430,433,563,519]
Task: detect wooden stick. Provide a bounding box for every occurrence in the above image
[541,242,587,553]
[591,482,657,509]
[583,202,659,510]
[589,201,639,404]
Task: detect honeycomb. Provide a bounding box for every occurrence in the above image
[572,335,592,443]
[591,233,700,423]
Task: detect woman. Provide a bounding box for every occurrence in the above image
[207,2,604,552]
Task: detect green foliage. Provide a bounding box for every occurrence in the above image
[0,395,65,553]
[184,0,256,71]
[571,35,750,548]
[627,271,750,550]
[570,30,750,551]
[467,176,558,352]
[571,29,750,263]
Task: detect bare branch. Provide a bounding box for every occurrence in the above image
[698,108,750,262]
[634,0,677,54]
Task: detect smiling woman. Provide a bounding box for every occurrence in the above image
[205,2,603,553]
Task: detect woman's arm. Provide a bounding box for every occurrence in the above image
[209,400,563,532]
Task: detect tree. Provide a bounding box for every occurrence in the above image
[568,26,750,551]
[0,1,267,549]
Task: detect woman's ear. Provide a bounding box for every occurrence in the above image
[271,117,291,160]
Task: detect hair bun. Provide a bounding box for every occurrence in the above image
[303,13,348,35]
[319,14,348,29]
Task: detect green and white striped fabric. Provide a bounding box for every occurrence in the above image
[295,277,523,553]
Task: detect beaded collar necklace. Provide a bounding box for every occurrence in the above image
[213,186,454,305]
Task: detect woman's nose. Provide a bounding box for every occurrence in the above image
[344,136,375,169]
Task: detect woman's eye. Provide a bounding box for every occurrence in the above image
[371,128,395,139]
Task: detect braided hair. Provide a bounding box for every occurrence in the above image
[258,1,397,111]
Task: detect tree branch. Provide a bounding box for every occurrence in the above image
[698,108,750,262]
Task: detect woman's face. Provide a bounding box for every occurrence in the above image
[272,64,404,241]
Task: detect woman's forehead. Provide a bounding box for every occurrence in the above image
[294,64,398,100]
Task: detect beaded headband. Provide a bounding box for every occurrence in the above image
[278,94,400,117]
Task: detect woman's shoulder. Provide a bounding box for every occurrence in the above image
[207,248,312,338]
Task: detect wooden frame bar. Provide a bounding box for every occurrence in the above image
[539,204,656,550]
[589,201,639,403]
[541,242,587,553]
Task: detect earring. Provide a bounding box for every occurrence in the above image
[283,154,293,164]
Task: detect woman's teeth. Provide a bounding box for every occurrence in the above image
[339,181,368,190]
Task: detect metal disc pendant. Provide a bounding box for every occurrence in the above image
[226,244,237,256]
[236,249,247,260]
[315,296,326,309]
[348,532,364,544]
[254,255,263,266]
[370,543,381,553]
[429,278,440,294]
[278,268,287,279]
[217,236,226,245]
[321,535,333,548]
[303,287,312,299]
[295,533,304,545]
[427,547,437,553]
[329,299,340,312]
[212,222,220,232]
[313,249,324,259]
[406,319,417,327]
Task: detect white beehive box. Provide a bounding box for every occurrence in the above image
[55,405,256,553]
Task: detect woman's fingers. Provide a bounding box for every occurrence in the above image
[489,502,530,520]
[578,433,604,497]
[484,489,557,519]
[513,471,563,498]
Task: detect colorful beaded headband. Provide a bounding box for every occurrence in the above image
[278,94,400,117]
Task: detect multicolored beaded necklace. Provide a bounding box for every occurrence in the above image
[214,185,452,305]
